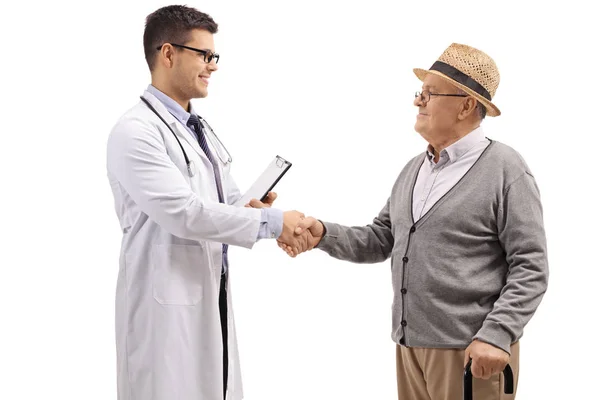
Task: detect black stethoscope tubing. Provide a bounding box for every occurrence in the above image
[139,96,232,177]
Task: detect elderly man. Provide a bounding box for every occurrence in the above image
[281,43,549,400]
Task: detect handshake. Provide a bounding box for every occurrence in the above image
[246,192,323,257]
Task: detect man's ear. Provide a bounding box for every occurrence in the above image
[458,97,478,121]
[157,44,176,69]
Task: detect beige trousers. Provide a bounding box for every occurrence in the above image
[396,342,520,400]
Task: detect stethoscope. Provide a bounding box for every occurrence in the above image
[140,96,233,177]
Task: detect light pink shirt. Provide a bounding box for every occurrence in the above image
[412,127,491,222]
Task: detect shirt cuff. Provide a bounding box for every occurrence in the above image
[257,208,284,240]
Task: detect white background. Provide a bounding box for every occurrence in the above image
[1,0,598,399]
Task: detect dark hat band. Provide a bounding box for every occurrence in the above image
[430,61,491,101]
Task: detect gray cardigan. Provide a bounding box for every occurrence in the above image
[317,140,549,354]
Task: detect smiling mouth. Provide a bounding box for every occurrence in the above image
[199,76,209,85]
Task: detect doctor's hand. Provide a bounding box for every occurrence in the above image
[245,192,277,208]
[276,211,312,255]
[278,217,324,257]
[464,339,510,380]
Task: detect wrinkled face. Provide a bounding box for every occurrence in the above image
[414,74,466,141]
[169,29,219,100]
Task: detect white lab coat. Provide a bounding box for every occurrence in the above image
[106,90,262,400]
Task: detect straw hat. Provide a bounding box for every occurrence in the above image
[414,43,501,117]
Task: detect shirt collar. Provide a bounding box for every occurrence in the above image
[426,126,486,164]
[146,84,197,126]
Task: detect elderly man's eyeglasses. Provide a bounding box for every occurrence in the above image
[415,90,468,104]
[156,43,220,64]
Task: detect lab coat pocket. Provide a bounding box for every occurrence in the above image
[152,244,209,306]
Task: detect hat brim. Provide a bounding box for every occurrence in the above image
[413,68,501,117]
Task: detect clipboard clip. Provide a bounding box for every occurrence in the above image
[233,155,292,206]
[276,155,287,168]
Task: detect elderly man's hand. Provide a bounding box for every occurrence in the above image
[464,339,510,380]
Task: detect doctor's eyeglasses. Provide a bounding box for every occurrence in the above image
[415,90,468,104]
[156,43,220,64]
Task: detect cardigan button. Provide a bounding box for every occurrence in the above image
[401,320,407,327]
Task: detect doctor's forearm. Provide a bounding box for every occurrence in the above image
[142,194,263,248]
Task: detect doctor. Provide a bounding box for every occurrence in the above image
[106,5,308,400]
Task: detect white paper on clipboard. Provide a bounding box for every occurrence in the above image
[234,155,292,206]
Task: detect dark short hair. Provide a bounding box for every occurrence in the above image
[143,5,218,71]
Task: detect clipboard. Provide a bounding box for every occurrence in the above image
[234,155,292,206]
